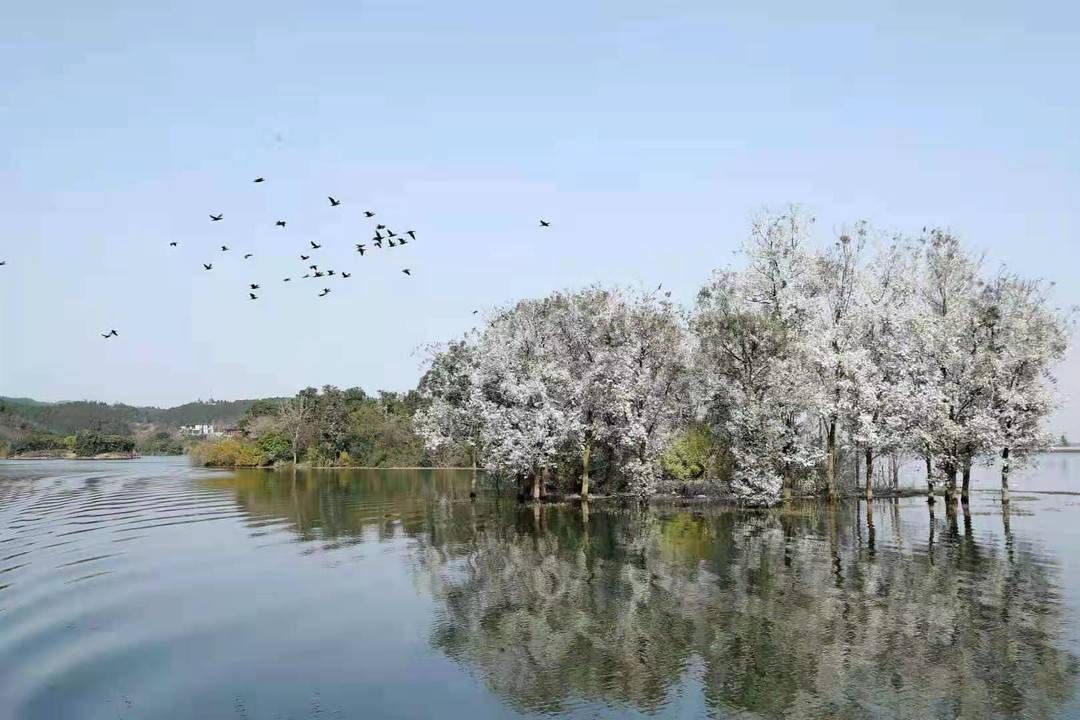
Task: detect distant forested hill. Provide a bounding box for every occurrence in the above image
[0,397,270,437]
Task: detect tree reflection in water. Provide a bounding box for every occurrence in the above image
[418,499,1077,718]
[208,470,1077,718]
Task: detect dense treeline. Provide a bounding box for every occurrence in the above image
[0,396,261,436]
[415,209,1074,506]
[0,397,264,457]
[192,387,459,468]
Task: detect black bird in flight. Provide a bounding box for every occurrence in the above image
[539,219,550,227]
[472,310,479,315]
[244,253,253,259]
[249,293,258,300]
[101,329,118,338]
[203,263,213,270]
[221,245,229,252]
[398,237,408,245]
[319,288,331,297]
[406,230,416,239]
[375,224,386,230]
[169,242,178,247]
[249,283,260,290]
[364,211,375,218]
[0,260,5,265]
[314,271,325,278]
[373,231,383,241]
[253,177,265,183]
[328,196,341,207]
[283,277,291,282]
[386,230,397,238]
[210,213,223,222]
[388,239,397,248]
[310,241,321,249]
[342,272,351,278]
[355,244,366,255]
[300,254,310,260]
[309,265,318,270]
[302,273,311,279]
[276,220,286,228]
[402,268,411,276]
[374,240,383,249]
[327,269,336,276]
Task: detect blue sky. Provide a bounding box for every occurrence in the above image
[1,1,1078,433]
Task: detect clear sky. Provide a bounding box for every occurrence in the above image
[1,1,1078,434]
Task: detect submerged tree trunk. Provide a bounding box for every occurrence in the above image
[581,443,591,498]
[925,453,935,504]
[1001,446,1011,503]
[864,446,874,502]
[825,421,838,502]
[943,462,957,503]
[961,458,972,504]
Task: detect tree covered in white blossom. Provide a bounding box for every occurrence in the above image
[416,208,1073,507]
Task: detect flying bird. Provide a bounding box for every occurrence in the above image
[364,211,375,218]
[101,329,118,338]
[398,237,408,245]
[374,240,383,249]
[302,273,311,279]
[283,277,291,282]
[203,263,213,270]
[249,283,260,290]
[314,271,325,278]
[402,268,411,276]
[355,244,366,255]
[300,254,310,260]
[386,230,397,238]
[375,224,386,230]
[328,196,341,207]
[309,265,318,270]
[253,177,265,183]
[388,239,397,248]
[327,269,336,276]
[221,245,229,251]
[310,241,321,249]
[275,220,286,228]
[406,230,416,239]
[341,272,351,278]
[210,214,223,222]
[539,219,550,227]
[319,288,331,297]
[249,293,258,300]
[472,310,479,315]
[169,242,178,247]
[244,253,253,259]
[0,260,5,265]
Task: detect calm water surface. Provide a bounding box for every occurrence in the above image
[2,456,1080,719]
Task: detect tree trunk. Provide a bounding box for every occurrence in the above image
[943,462,957,503]
[825,421,838,502]
[1001,446,1011,503]
[864,446,874,502]
[961,459,971,504]
[581,443,591,498]
[532,469,542,501]
[540,466,550,499]
[925,453,935,504]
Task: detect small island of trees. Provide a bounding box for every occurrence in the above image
[412,209,1073,506]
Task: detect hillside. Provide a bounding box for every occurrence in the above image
[0,397,270,437]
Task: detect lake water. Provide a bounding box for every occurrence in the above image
[1,455,1079,719]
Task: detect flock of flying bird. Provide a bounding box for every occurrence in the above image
[3,178,553,340]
